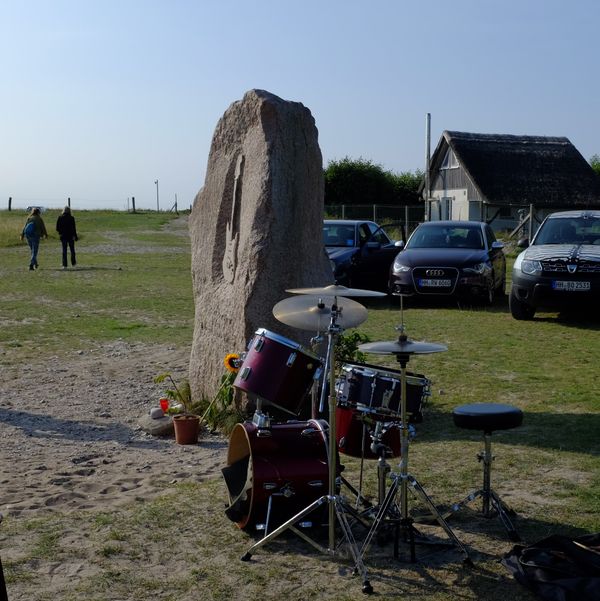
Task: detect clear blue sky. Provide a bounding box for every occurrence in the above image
[1,0,598,210]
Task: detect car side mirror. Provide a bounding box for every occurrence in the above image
[517,237,529,248]
[491,241,504,249]
[394,240,405,248]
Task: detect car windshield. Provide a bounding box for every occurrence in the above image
[407,226,484,250]
[534,217,600,245]
[323,224,356,247]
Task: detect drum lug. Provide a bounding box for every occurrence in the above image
[239,366,252,381]
[286,352,297,367]
[301,427,317,437]
[254,338,264,352]
[307,480,324,488]
[256,428,272,438]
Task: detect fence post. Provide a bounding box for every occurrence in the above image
[8,197,11,211]
[373,204,376,222]
[342,205,345,219]
[67,197,71,209]
[528,204,534,240]
[132,197,136,213]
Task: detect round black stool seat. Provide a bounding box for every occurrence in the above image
[453,403,523,433]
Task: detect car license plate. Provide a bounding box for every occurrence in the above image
[419,278,451,287]
[552,280,591,291]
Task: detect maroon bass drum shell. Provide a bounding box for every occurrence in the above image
[222,419,329,531]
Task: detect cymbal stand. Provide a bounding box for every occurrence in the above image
[360,342,472,565]
[310,333,324,419]
[241,298,373,595]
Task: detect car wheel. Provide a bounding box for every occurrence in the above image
[509,288,535,320]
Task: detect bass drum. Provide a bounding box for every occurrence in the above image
[222,419,329,531]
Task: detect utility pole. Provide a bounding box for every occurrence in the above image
[154,179,160,212]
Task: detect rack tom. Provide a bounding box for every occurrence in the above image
[234,329,322,415]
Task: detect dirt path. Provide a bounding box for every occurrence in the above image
[0,340,226,518]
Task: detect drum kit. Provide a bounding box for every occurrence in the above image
[221,284,472,594]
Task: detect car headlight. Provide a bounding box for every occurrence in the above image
[392,260,411,274]
[463,262,491,274]
[520,259,542,276]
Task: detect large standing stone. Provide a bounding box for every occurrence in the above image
[189,90,332,403]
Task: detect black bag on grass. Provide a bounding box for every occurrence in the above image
[502,533,600,601]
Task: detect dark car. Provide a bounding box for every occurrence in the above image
[389,220,506,304]
[323,220,400,291]
[510,210,600,320]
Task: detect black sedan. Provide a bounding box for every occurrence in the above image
[324,220,400,291]
[389,220,506,303]
[510,210,600,319]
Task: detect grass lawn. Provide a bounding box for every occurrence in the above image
[1,210,599,600]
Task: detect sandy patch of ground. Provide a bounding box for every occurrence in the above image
[0,341,226,518]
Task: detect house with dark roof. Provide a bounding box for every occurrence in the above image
[424,131,600,231]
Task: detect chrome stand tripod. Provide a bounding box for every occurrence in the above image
[241,297,373,594]
[358,331,473,565]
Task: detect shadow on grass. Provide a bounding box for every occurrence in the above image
[234,517,555,600]
[420,408,600,455]
[53,266,123,271]
[0,407,176,449]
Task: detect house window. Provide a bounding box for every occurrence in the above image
[441,148,459,169]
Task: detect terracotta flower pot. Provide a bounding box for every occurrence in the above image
[173,414,200,445]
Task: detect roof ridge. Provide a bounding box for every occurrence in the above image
[444,130,570,145]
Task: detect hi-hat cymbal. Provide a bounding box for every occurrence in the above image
[285,284,387,298]
[273,295,368,331]
[359,338,447,355]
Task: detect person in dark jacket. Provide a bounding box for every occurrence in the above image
[20,207,48,270]
[56,206,78,269]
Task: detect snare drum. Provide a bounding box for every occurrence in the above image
[233,329,322,415]
[336,362,429,422]
[336,405,401,459]
[222,419,329,530]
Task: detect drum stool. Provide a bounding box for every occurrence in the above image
[450,403,523,541]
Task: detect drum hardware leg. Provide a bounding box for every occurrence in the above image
[360,353,472,565]
[263,494,275,537]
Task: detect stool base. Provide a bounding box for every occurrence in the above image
[448,433,520,542]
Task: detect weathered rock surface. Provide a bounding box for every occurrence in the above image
[138,414,174,437]
[189,89,332,402]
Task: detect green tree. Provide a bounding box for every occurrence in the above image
[324,157,422,206]
[590,154,600,176]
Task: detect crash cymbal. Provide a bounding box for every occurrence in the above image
[359,337,447,355]
[273,295,368,331]
[285,284,387,298]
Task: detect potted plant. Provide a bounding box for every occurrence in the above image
[154,373,202,445]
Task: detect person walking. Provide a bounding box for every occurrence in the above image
[56,206,78,269]
[20,207,48,270]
